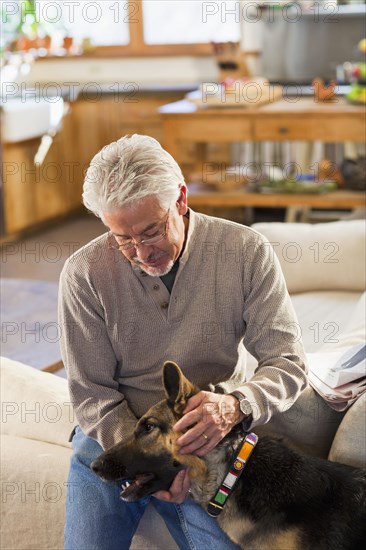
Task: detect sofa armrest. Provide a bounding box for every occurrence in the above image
[0,357,74,448]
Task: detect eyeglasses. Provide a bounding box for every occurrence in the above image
[108,208,170,251]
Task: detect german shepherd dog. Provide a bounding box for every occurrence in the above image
[92,362,366,550]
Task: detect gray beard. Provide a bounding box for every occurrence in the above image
[137,258,174,277]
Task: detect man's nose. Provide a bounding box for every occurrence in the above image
[134,242,152,261]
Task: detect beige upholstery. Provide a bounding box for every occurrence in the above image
[329,392,366,469]
[1,435,70,550]
[1,359,73,448]
[252,220,366,293]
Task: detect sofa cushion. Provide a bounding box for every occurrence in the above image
[0,434,71,550]
[319,291,366,353]
[252,220,366,293]
[328,392,366,469]
[290,290,363,353]
[0,357,73,448]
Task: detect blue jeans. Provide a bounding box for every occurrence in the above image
[65,427,240,550]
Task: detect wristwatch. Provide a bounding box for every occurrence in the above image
[230,391,253,422]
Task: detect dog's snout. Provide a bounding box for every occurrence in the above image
[90,458,106,474]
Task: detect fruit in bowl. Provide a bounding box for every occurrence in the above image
[351,63,366,84]
[347,83,366,105]
[359,38,366,55]
[346,38,366,104]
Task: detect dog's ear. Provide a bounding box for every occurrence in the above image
[163,361,199,415]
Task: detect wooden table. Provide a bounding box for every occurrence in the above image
[159,97,366,219]
[186,184,365,222]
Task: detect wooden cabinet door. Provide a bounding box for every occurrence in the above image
[33,131,70,224]
[2,91,188,236]
[3,141,38,234]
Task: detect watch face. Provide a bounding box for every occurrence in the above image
[240,399,252,417]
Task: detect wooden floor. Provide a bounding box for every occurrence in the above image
[1,214,106,282]
[1,215,106,377]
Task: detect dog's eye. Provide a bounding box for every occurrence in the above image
[144,422,155,433]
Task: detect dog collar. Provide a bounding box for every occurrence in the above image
[207,432,258,517]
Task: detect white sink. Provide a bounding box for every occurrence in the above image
[1,95,64,143]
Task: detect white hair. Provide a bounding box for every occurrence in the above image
[82,134,185,221]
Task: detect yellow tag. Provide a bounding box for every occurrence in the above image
[237,441,253,462]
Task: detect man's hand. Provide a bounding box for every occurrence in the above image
[153,469,191,503]
[173,391,244,457]
[153,392,243,502]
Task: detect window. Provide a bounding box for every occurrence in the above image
[2,0,242,57]
[1,0,129,53]
[142,1,240,45]
[52,1,130,47]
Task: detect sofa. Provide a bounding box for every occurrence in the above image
[1,220,365,550]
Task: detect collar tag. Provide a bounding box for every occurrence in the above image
[207,432,258,517]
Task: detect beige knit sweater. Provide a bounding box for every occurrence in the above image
[59,209,307,450]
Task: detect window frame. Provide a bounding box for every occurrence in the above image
[30,0,224,59]
[89,0,215,58]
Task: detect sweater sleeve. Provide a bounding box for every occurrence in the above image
[238,234,308,428]
[58,265,137,450]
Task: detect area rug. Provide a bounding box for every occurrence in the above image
[1,278,62,371]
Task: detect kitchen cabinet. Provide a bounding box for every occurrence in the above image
[2,140,39,234]
[2,108,79,235]
[2,89,187,237]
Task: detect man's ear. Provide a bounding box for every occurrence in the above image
[177,184,188,216]
[163,361,199,415]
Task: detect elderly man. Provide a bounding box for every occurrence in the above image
[59,134,307,549]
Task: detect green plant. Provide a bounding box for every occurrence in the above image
[16,0,38,37]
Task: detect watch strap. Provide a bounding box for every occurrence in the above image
[231,391,253,429]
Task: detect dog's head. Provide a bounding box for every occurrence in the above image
[91,361,207,501]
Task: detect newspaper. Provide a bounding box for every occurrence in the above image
[307,343,366,411]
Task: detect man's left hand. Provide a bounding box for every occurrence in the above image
[173,391,244,457]
[153,468,191,503]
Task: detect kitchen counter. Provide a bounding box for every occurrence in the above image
[1,81,354,103]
